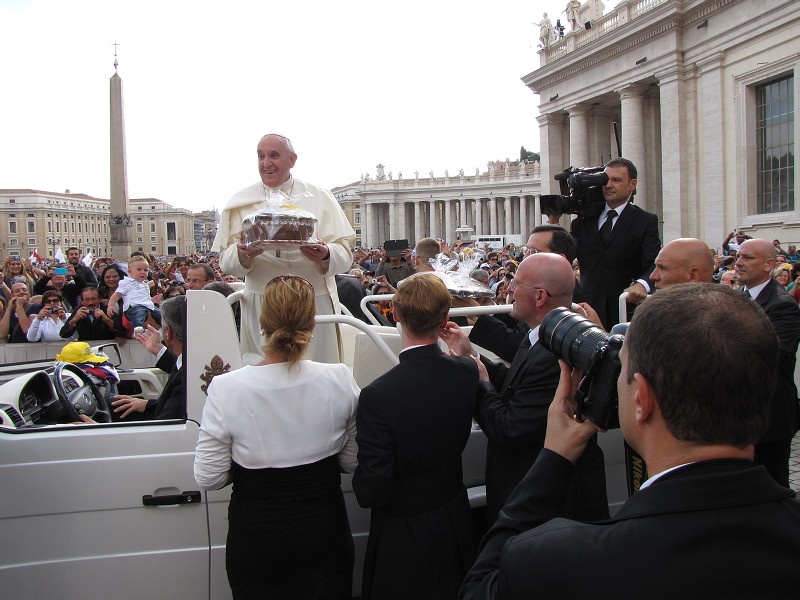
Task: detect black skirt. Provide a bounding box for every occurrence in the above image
[225,454,354,600]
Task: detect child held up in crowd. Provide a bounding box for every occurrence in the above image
[106,255,161,334]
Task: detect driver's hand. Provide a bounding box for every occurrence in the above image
[112,396,149,419]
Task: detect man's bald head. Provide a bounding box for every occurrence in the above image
[510,253,575,327]
[650,238,715,290]
[524,252,575,301]
[735,238,777,288]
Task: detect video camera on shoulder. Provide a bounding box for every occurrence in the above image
[539,165,609,219]
[539,307,627,430]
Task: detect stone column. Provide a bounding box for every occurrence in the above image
[520,195,528,237]
[489,198,497,235]
[445,199,454,243]
[414,201,424,244]
[657,65,694,241]
[511,197,520,235]
[537,113,566,195]
[394,201,407,241]
[364,202,373,247]
[696,54,726,245]
[459,199,467,230]
[503,197,513,236]
[568,104,590,169]
[429,201,438,240]
[474,198,483,235]
[378,203,388,245]
[388,201,398,239]
[617,84,648,210]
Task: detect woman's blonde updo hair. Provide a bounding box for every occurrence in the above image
[260,275,316,364]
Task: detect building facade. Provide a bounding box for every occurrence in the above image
[193,210,220,253]
[525,0,797,249]
[0,189,197,259]
[339,161,543,248]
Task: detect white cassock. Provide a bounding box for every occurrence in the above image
[212,176,355,364]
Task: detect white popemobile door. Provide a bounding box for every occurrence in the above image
[0,420,212,600]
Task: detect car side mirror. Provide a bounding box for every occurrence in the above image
[92,343,122,368]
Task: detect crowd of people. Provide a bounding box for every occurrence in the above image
[2,135,799,599]
[0,250,242,345]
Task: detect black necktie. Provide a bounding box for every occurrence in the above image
[599,209,617,244]
[742,288,752,299]
[508,335,533,376]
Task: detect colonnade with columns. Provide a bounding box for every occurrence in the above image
[531,65,734,246]
[360,192,541,248]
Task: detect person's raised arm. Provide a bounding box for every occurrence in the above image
[461,361,600,600]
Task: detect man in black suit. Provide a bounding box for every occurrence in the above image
[442,253,608,525]
[462,283,800,600]
[67,246,98,286]
[353,274,478,599]
[559,158,661,329]
[735,238,800,487]
[59,286,125,341]
[111,295,185,421]
[469,225,584,363]
[335,271,370,323]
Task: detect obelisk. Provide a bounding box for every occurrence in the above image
[109,50,131,260]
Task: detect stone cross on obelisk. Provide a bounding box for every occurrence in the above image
[109,42,131,260]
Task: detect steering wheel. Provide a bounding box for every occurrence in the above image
[53,363,112,424]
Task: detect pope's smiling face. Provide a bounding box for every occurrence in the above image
[257,135,297,189]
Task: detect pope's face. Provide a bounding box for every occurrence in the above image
[257,135,297,189]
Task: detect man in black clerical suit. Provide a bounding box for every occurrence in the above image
[335,271,370,324]
[461,284,800,600]
[111,295,186,421]
[558,158,661,329]
[442,253,608,525]
[735,238,800,487]
[353,274,478,599]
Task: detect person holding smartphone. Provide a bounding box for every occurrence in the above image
[33,264,87,312]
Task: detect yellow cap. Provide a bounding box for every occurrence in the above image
[56,342,108,364]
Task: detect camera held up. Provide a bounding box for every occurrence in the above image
[539,307,626,430]
[539,165,609,219]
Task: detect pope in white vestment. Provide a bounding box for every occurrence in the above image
[212,136,354,364]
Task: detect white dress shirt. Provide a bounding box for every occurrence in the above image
[194,360,359,490]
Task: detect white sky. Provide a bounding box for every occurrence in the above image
[0,0,572,213]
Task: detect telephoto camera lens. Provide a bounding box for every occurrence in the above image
[539,307,609,373]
